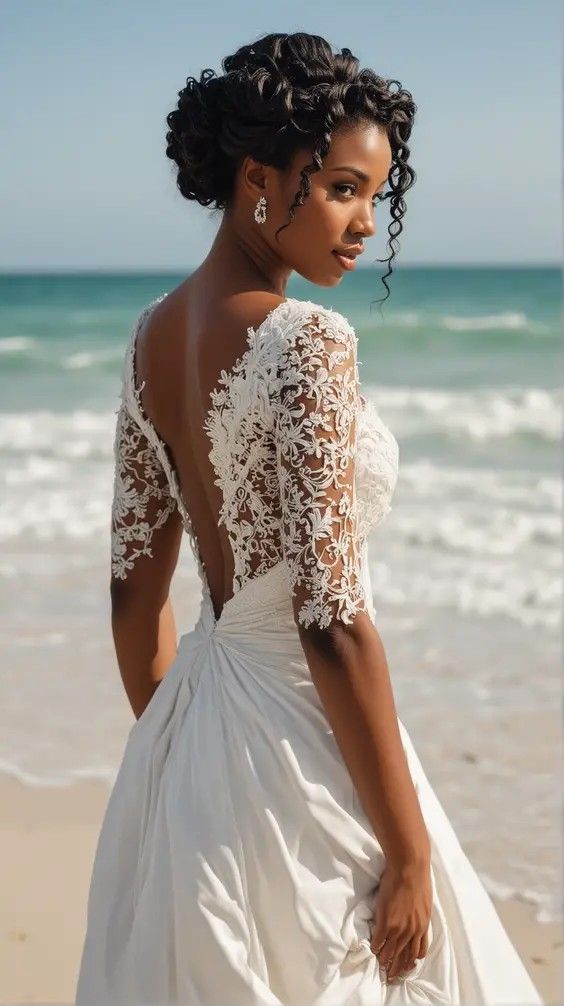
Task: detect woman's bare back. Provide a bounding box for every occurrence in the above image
[131,277,286,620]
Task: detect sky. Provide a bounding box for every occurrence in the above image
[1,0,560,271]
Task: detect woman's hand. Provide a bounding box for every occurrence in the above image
[370,860,432,982]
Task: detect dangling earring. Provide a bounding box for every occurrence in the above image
[254,195,267,224]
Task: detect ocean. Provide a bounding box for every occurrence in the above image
[0,266,561,924]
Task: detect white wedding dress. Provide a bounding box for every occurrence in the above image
[75,296,543,1005]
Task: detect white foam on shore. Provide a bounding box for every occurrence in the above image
[477,870,563,925]
[366,385,561,442]
[0,759,117,790]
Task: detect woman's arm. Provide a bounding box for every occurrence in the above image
[273,306,430,868]
[299,614,430,870]
[109,414,183,720]
[110,588,179,721]
[110,322,184,720]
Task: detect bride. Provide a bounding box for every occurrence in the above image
[75,30,544,1005]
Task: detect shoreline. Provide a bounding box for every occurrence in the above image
[0,774,561,1004]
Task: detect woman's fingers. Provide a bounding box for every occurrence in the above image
[417,927,429,958]
[409,934,424,968]
[398,934,420,977]
[376,935,398,974]
[371,923,391,959]
[384,928,430,983]
[385,933,413,981]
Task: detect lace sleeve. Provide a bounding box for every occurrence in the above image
[110,313,178,581]
[110,403,178,580]
[273,307,369,630]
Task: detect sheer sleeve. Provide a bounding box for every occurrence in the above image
[110,315,178,581]
[273,307,369,630]
[110,403,178,580]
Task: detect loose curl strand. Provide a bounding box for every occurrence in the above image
[165,32,417,312]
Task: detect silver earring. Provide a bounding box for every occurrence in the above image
[254,195,267,224]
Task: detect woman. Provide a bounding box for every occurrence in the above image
[76,31,544,1005]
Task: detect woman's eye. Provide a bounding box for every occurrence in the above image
[335,183,382,207]
[335,183,356,197]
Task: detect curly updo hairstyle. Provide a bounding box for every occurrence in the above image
[165,32,417,309]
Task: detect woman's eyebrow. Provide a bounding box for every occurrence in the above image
[329,165,388,188]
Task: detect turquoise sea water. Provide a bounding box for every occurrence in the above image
[0,265,559,402]
[0,266,561,922]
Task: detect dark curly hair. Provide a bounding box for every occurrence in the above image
[165,32,417,310]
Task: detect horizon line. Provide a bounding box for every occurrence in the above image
[0,261,559,276]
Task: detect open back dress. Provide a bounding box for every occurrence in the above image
[75,295,544,1005]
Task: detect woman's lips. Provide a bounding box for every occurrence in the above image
[332,251,357,271]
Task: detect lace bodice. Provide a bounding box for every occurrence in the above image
[110,295,399,629]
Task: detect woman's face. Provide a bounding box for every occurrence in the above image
[270,122,393,286]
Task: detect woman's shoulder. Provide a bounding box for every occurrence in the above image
[125,292,357,381]
[274,297,358,350]
[131,290,354,338]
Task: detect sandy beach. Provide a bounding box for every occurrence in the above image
[0,772,561,1005]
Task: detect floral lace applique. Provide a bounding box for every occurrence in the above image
[273,308,369,629]
[110,297,179,581]
[110,401,178,580]
[202,300,293,593]
[109,296,398,627]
